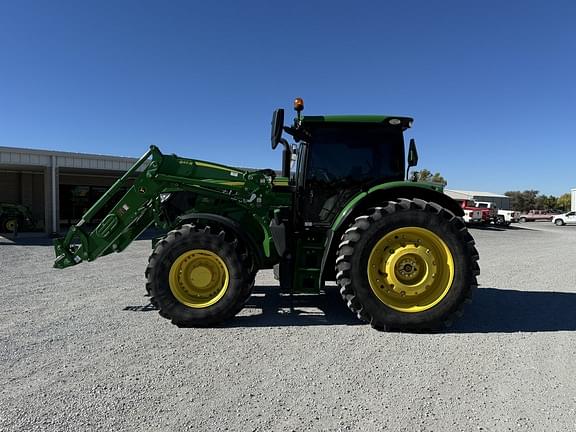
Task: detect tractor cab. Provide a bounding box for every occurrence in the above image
[271,98,416,226]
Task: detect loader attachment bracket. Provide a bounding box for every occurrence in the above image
[53,146,161,269]
[53,226,90,268]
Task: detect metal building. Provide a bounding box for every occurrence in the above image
[445,189,512,210]
[0,146,143,234]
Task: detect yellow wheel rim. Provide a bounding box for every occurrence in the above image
[5,219,17,232]
[169,249,229,308]
[367,227,454,313]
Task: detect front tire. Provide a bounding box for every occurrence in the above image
[336,199,479,331]
[146,224,255,327]
[555,219,565,226]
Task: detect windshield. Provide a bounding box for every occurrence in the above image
[306,124,405,186]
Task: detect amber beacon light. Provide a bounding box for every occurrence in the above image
[293,97,304,113]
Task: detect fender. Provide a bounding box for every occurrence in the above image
[319,182,464,285]
[176,212,266,269]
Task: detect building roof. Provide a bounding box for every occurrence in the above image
[445,189,509,199]
[0,146,143,171]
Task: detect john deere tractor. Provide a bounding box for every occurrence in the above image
[0,203,34,234]
[54,99,479,331]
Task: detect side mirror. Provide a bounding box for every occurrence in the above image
[406,138,418,180]
[271,109,284,149]
[407,138,418,168]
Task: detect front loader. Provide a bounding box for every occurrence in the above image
[54,98,479,331]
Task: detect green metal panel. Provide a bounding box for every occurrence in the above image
[331,181,443,231]
[368,180,443,195]
[302,115,413,126]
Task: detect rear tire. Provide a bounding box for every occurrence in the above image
[555,219,565,226]
[336,199,479,331]
[145,224,255,327]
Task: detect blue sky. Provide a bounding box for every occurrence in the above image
[0,1,574,195]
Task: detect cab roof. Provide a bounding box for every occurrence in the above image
[302,115,413,130]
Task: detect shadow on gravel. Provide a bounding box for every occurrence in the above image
[230,285,361,327]
[0,233,54,246]
[123,303,158,312]
[123,285,361,327]
[0,228,164,247]
[123,286,576,332]
[467,225,507,232]
[467,224,534,232]
[0,236,54,246]
[452,287,576,333]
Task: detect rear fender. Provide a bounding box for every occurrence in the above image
[319,183,464,284]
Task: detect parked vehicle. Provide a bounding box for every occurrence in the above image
[475,201,519,226]
[474,201,498,223]
[0,203,34,233]
[518,210,558,223]
[463,208,484,224]
[458,199,490,224]
[552,211,576,226]
[496,209,520,226]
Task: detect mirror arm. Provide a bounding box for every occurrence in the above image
[283,126,310,142]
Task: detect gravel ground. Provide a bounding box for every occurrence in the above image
[1,223,576,432]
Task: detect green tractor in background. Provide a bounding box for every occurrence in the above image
[0,203,34,234]
[54,99,479,331]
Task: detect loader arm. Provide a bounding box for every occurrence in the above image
[54,145,276,269]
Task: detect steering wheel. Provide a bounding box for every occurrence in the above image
[313,168,334,183]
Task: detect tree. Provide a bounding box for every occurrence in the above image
[410,169,447,186]
[430,172,447,186]
[557,193,571,211]
[505,190,565,212]
[535,194,558,210]
[505,190,539,212]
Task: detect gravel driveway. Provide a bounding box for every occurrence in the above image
[1,223,575,431]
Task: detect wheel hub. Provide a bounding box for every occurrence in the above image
[396,255,422,282]
[189,266,213,288]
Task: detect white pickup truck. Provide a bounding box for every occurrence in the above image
[462,208,484,224]
[475,201,519,226]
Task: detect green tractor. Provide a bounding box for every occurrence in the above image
[54,99,479,331]
[0,203,34,234]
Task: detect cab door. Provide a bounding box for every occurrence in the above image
[296,123,405,227]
